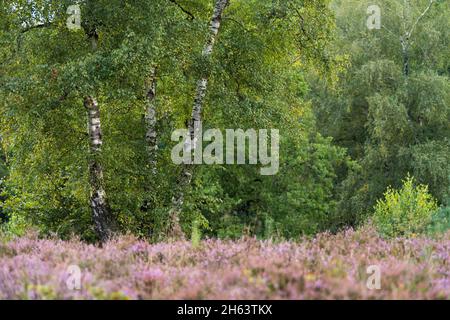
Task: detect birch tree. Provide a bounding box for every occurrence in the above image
[168,0,230,239]
[81,12,116,242]
[145,66,158,174]
[398,0,436,76]
[84,96,115,242]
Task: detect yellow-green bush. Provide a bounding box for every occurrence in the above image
[373,176,438,238]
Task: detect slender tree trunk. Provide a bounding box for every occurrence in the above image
[140,66,158,233]
[145,66,158,174]
[400,0,435,77]
[401,39,409,76]
[168,0,230,240]
[84,97,115,242]
[81,22,115,242]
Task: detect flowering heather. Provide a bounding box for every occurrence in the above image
[0,227,449,300]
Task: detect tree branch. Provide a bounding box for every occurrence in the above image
[20,22,53,33]
[168,0,195,20]
[406,0,435,39]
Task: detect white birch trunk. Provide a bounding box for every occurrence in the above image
[145,66,158,174]
[400,0,435,76]
[81,24,115,242]
[84,96,115,242]
[168,0,229,240]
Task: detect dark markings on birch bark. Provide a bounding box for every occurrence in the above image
[168,0,230,240]
[84,97,115,243]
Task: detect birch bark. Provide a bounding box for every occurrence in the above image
[84,96,115,242]
[145,66,158,174]
[84,25,115,242]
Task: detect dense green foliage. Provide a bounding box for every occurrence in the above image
[0,0,449,241]
[428,180,450,235]
[309,0,450,228]
[428,206,450,235]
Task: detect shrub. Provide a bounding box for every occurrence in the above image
[1,213,31,238]
[373,175,438,237]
